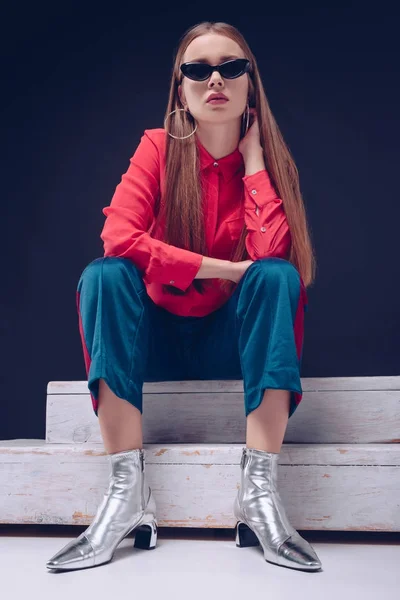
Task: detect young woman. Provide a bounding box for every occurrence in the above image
[47,21,320,572]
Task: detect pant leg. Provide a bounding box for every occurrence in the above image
[76,256,188,417]
[183,257,307,419]
[236,258,307,418]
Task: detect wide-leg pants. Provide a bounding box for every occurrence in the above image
[76,256,308,420]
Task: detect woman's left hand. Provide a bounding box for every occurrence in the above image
[238,108,263,161]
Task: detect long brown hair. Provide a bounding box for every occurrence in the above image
[153,21,316,297]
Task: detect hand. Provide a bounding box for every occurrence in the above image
[227,260,255,284]
[238,108,262,162]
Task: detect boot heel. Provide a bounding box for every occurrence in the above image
[235,521,260,548]
[134,518,158,550]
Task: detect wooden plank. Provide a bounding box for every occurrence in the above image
[47,376,400,395]
[2,440,400,465]
[1,441,399,530]
[45,390,400,444]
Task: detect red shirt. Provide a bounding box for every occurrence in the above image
[101,128,306,317]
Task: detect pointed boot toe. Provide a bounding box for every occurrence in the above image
[277,531,322,571]
[46,534,95,570]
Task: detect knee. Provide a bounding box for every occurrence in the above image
[249,257,300,288]
[77,257,141,292]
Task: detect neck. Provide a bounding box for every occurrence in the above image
[195,119,241,160]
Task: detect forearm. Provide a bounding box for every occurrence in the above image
[242,149,291,259]
[194,256,234,280]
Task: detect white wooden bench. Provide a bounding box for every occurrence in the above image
[1,377,399,530]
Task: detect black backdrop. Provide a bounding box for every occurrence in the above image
[3,4,399,440]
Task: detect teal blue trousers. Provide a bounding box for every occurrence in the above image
[76,256,307,419]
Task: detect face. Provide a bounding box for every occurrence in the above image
[178,33,249,128]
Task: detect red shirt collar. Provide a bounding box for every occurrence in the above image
[196,135,244,183]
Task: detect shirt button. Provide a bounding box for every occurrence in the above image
[213,161,218,167]
[251,189,257,194]
[170,280,175,284]
[260,227,266,232]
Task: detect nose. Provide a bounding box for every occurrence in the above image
[208,69,224,86]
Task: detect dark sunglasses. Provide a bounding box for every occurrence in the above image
[180,58,251,82]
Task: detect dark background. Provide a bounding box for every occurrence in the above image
[2,4,399,440]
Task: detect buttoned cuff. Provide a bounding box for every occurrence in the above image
[145,251,203,292]
[242,169,279,208]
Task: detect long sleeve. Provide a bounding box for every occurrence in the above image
[100,131,203,292]
[242,169,291,260]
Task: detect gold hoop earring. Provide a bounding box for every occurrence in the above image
[164,107,198,139]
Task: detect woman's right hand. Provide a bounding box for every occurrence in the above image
[227,260,255,284]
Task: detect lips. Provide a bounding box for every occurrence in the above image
[207,94,228,102]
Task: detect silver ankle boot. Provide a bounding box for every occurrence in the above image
[234,447,322,571]
[46,447,157,571]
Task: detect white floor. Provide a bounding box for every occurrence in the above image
[1,527,398,600]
